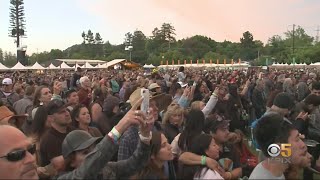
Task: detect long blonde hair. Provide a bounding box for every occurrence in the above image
[162,103,184,125]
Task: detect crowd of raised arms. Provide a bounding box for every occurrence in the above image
[1,65,320,180]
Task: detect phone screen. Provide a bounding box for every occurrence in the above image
[141,89,150,116]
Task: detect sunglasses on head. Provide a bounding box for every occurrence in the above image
[0,144,36,162]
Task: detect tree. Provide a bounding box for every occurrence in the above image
[86,30,94,44]
[160,23,176,49]
[95,33,103,44]
[81,31,86,44]
[240,31,256,60]
[9,0,27,48]
[131,30,147,63]
[124,32,133,47]
[0,49,3,63]
[3,51,17,67]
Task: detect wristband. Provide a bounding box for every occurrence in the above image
[201,155,206,165]
[139,131,152,142]
[108,132,119,144]
[212,92,217,97]
[111,127,121,139]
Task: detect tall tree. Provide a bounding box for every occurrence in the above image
[0,48,3,63]
[94,33,103,44]
[81,31,86,44]
[160,23,176,49]
[240,31,256,60]
[9,0,27,48]
[124,32,133,47]
[86,30,94,44]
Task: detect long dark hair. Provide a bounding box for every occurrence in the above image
[134,132,167,179]
[33,85,47,107]
[178,110,204,151]
[71,104,87,128]
[31,105,48,141]
[180,134,213,180]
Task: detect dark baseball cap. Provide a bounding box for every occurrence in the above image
[47,99,69,115]
[204,114,230,133]
[62,130,102,158]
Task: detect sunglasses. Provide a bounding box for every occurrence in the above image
[0,144,36,162]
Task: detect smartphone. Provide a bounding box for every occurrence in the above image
[141,89,150,116]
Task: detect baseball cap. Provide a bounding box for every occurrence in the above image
[204,114,230,133]
[47,99,69,115]
[2,78,13,85]
[273,92,295,110]
[148,83,161,90]
[62,130,102,158]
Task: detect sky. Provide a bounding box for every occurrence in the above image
[0,0,319,55]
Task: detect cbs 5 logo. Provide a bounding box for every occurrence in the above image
[267,144,292,157]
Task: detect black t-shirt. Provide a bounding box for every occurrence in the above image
[219,143,241,169]
[40,126,74,166]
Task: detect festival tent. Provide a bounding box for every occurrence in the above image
[0,63,9,71]
[59,62,73,69]
[30,62,45,70]
[11,62,26,70]
[48,63,59,69]
[83,62,94,69]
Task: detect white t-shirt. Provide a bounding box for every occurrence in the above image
[171,133,182,156]
[249,162,285,179]
[194,168,224,180]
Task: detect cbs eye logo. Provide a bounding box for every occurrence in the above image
[267,144,292,157]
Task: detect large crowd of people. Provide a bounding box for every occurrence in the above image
[1,65,320,179]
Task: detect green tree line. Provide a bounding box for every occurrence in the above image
[1,24,320,66]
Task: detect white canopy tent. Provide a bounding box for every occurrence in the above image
[11,62,26,70]
[60,62,73,69]
[0,63,9,70]
[84,62,94,69]
[48,63,59,69]
[30,62,45,70]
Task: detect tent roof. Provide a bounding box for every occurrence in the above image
[60,62,73,69]
[0,63,8,70]
[56,59,105,64]
[48,63,59,69]
[11,62,26,70]
[107,59,126,67]
[30,62,45,70]
[84,62,94,68]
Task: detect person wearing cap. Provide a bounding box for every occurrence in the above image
[0,78,20,107]
[118,88,161,161]
[205,114,242,179]
[148,83,162,96]
[39,99,74,173]
[179,114,243,179]
[96,94,121,135]
[56,97,153,179]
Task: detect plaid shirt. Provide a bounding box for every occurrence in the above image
[117,126,139,160]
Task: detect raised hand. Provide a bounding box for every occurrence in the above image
[115,98,144,134]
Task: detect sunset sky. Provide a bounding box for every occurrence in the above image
[0,0,319,54]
